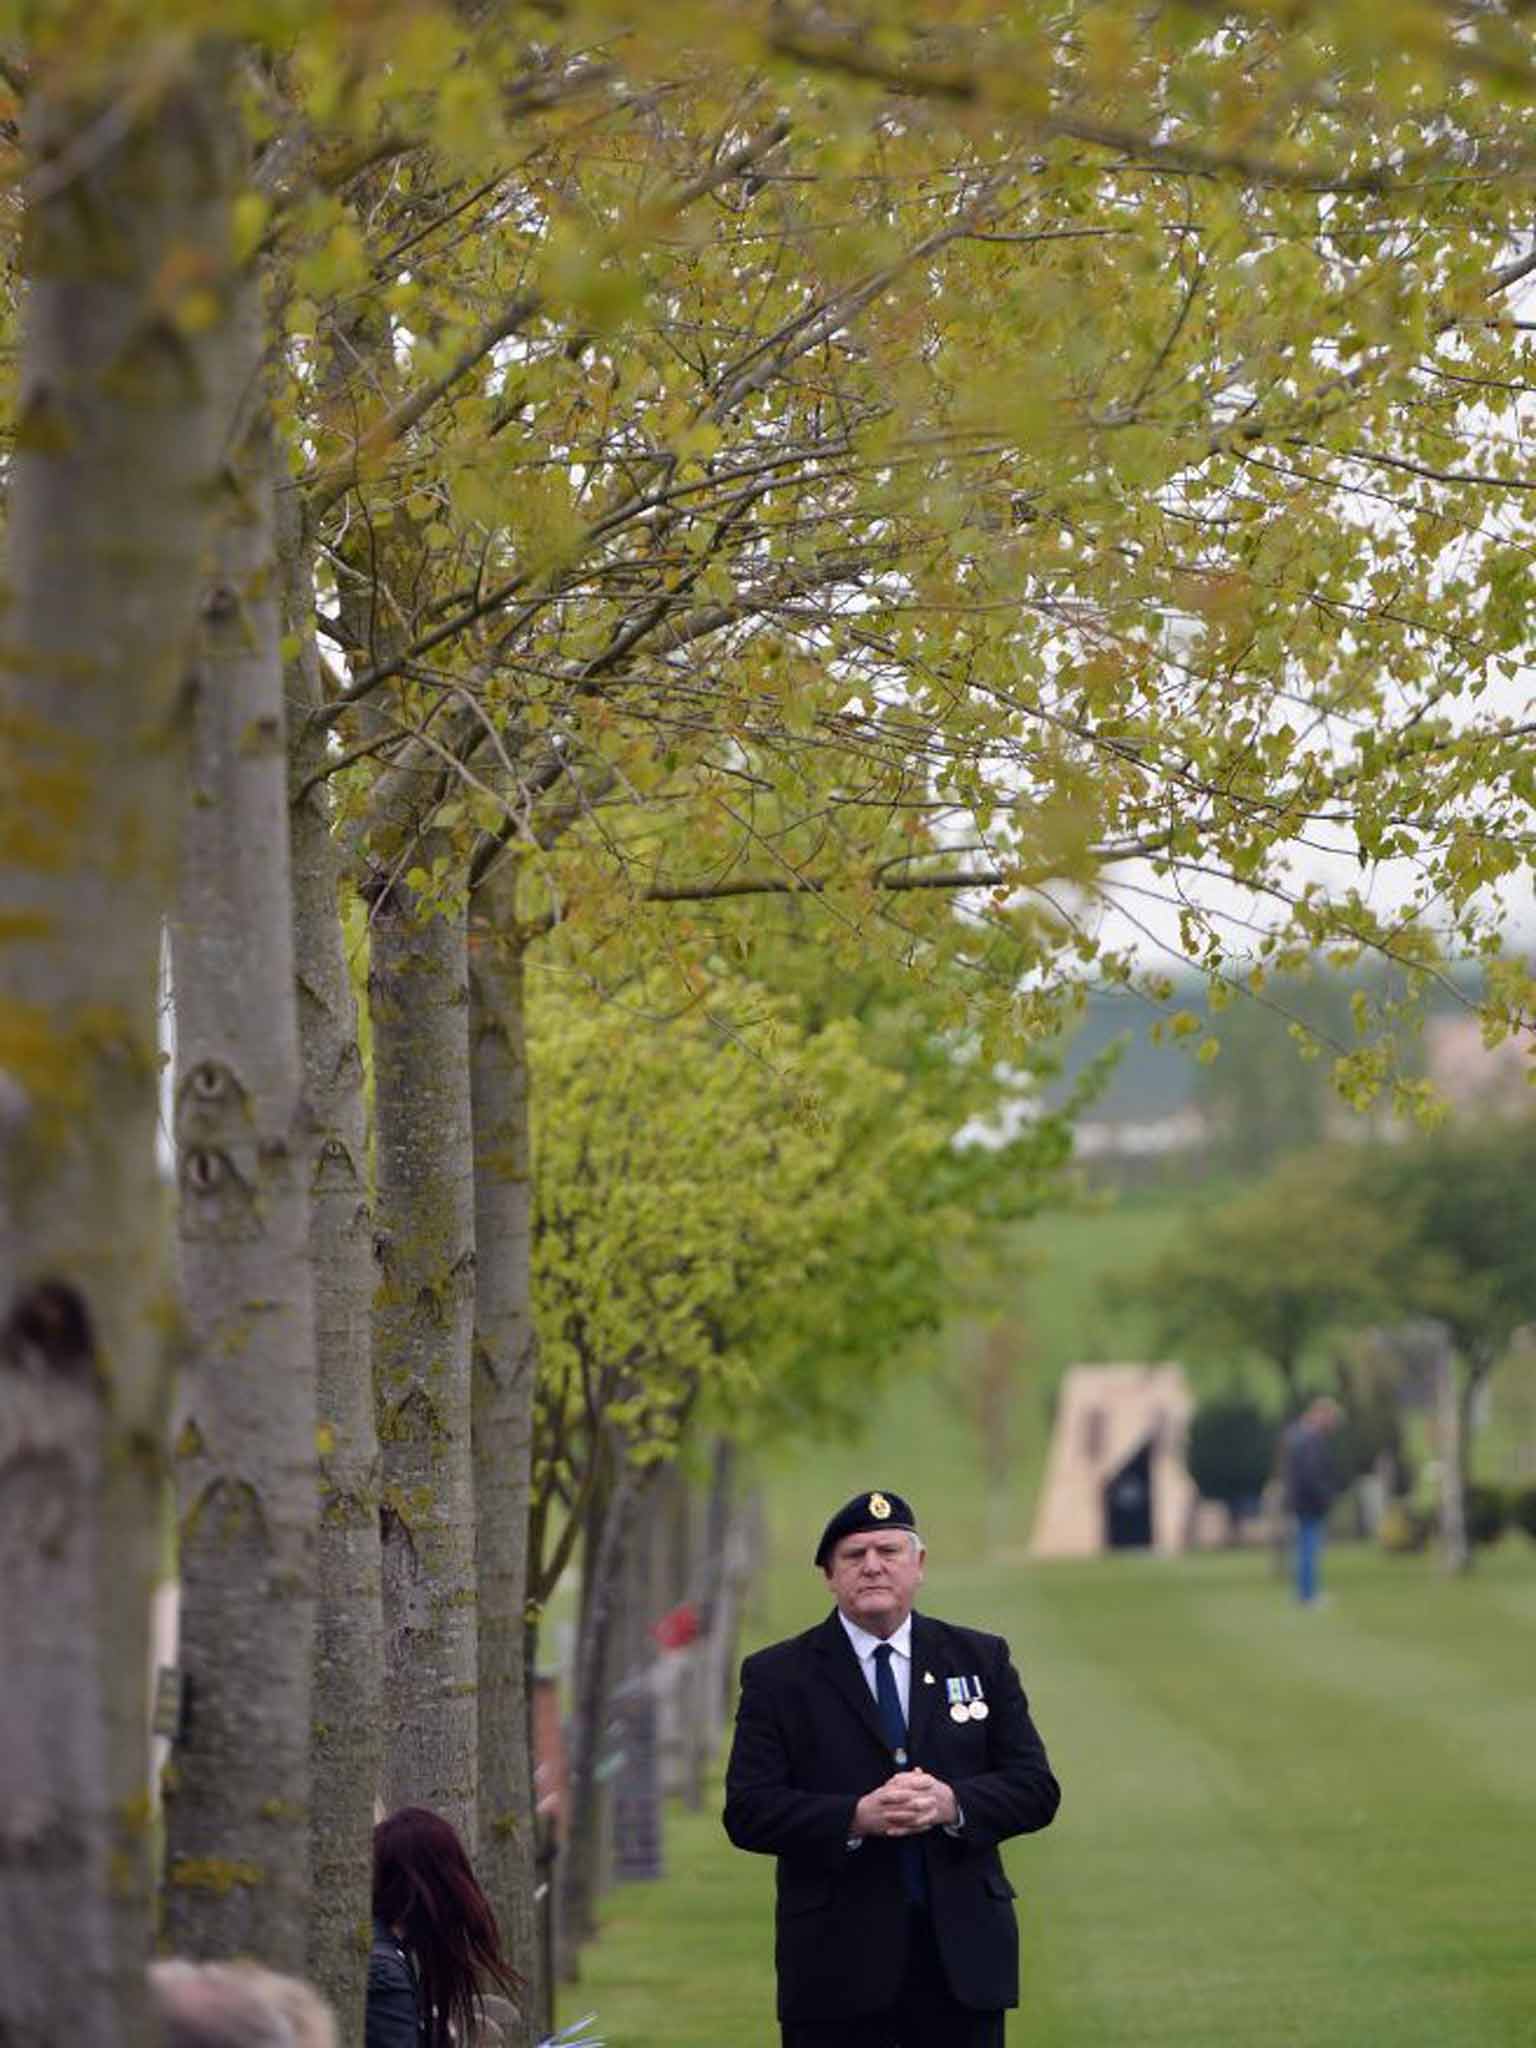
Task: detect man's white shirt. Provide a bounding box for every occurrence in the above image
[837,1610,963,1842]
[838,1609,913,1720]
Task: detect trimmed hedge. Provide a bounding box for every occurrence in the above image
[1379,1485,1528,1551]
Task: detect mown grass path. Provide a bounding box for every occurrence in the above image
[572,1530,1535,2046]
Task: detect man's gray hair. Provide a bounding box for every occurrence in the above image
[149,1961,335,2048]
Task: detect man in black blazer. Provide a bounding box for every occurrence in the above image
[723,1490,1060,2047]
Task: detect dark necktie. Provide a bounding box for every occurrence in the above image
[872,1642,927,1905]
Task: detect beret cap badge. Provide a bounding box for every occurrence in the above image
[813,1488,917,1566]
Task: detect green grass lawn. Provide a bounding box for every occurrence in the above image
[1008,1192,1195,1387]
[569,1419,1536,2045]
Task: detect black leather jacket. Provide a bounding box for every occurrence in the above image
[365,1921,422,2048]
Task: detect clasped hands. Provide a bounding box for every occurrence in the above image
[852,1768,957,1838]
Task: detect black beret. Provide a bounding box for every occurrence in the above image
[814,1490,919,1568]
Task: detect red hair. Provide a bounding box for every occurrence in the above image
[372,1807,524,2048]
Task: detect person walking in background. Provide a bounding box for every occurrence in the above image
[1282,1397,1344,1605]
[367,1806,525,2048]
[723,1490,1060,2048]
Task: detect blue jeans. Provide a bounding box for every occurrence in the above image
[1294,1514,1326,1603]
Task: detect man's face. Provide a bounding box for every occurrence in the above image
[825,1528,925,1637]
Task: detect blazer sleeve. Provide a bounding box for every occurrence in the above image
[948,1636,1061,1852]
[722,1652,861,1867]
[365,1941,420,2048]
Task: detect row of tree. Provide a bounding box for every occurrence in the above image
[7,5,1536,2046]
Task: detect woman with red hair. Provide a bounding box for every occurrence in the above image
[366,1806,524,2048]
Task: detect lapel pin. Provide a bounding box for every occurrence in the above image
[923,1670,935,1686]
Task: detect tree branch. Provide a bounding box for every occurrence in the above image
[305,291,541,520]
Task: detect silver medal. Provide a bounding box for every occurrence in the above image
[969,1700,989,1721]
[949,1702,969,1723]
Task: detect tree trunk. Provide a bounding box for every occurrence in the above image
[686,1436,740,1802]
[1276,1348,1301,1412]
[560,1454,648,1965]
[372,877,479,1844]
[284,496,382,2045]
[164,281,318,1966]
[1436,1330,1470,1575]
[654,1461,703,1808]
[469,902,538,2043]
[0,51,237,2047]
[524,1618,558,2045]
[1445,1352,1490,1576]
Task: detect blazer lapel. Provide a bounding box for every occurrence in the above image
[812,1611,896,1761]
[906,1612,940,1764]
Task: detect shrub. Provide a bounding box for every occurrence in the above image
[1465,1483,1508,1547]
[1378,1502,1432,1554]
[1511,1486,1536,1543]
[1187,1395,1278,1533]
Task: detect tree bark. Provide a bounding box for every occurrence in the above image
[688,1436,743,1803]
[1435,1329,1470,1574]
[469,900,538,2044]
[164,278,318,1966]
[284,496,382,2045]
[329,284,481,1849]
[1443,1348,1491,1577]
[0,50,237,2047]
[372,873,479,1845]
[560,1454,649,1965]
